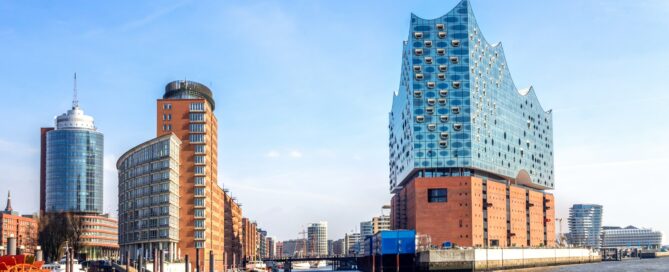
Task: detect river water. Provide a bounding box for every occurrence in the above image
[285,257,669,271]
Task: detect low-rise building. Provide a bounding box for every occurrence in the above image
[601,226,663,249]
[79,214,119,260]
[1,192,38,254]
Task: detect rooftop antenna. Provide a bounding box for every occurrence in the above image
[72,73,79,108]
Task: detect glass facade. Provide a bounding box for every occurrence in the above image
[567,204,603,248]
[116,134,181,262]
[45,128,103,213]
[601,226,663,249]
[389,0,554,192]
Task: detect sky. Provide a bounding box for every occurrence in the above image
[1,0,668,244]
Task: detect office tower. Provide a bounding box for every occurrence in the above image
[360,221,373,239]
[257,228,267,258]
[45,99,103,213]
[117,134,181,261]
[601,226,663,249]
[41,81,119,259]
[372,215,390,234]
[389,0,555,248]
[307,222,328,257]
[567,204,603,248]
[157,80,226,270]
[344,233,361,255]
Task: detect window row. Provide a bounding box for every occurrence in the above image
[414,31,448,39]
[414,65,448,72]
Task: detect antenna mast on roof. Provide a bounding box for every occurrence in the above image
[73,73,79,108]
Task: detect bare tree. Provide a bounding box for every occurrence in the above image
[38,213,69,262]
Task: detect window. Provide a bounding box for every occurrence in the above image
[438,32,446,39]
[426,107,434,115]
[427,124,436,131]
[189,134,205,143]
[427,98,435,106]
[195,219,205,228]
[414,32,423,39]
[194,188,205,196]
[415,74,424,80]
[438,73,446,80]
[194,177,205,185]
[451,39,460,47]
[195,241,204,249]
[194,209,205,217]
[428,189,448,202]
[194,155,205,164]
[162,114,171,121]
[189,113,204,122]
[413,65,421,72]
[425,57,433,64]
[451,106,460,114]
[440,115,449,123]
[450,56,459,64]
[414,91,423,98]
[438,98,446,105]
[190,102,205,111]
[414,48,423,56]
[453,123,462,131]
[416,116,425,123]
[439,89,448,97]
[194,166,205,175]
[424,40,432,47]
[190,123,205,132]
[427,82,435,89]
[194,145,205,154]
[436,24,444,30]
[437,48,445,56]
[439,65,448,72]
[194,198,205,206]
[195,230,205,239]
[162,124,171,131]
[163,104,172,110]
[439,141,448,148]
[440,132,449,139]
[452,81,461,89]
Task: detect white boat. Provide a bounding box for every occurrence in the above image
[244,260,267,272]
[43,259,83,272]
[290,261,310,270]
[309,260,326,268]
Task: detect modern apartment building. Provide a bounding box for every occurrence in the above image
[389,0,555,248]
[601,226,663,249]
[117,134,181,261]
[360,221,373,239]
[157,80,226,271]
[344,233,361,255]
[372,215,390,234]
[567,204,603,248]
[78,214,120,260]
[307,222,328,257]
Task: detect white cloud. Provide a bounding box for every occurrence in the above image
[265,150,280,158]
[289,150,303,158]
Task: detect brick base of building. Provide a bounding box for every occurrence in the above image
[391,176,555,248]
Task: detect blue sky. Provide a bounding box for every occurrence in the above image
[1,0,668,243]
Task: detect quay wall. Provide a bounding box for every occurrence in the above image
[418,248,601,271]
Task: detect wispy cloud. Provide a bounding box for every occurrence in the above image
[289,150,303,158]
[118,1,190,32]
[265,150,280,158]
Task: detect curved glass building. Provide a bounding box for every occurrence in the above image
[45,105,104,213]
[389,0,553,192]
[117,133,181,261]
[567,204,603,248]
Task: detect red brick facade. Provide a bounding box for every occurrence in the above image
[391,176,555,248]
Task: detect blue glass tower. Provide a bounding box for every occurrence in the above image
[45,102,104,213]
[389,0,554,192]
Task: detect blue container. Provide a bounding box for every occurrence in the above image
[371,230,416,255]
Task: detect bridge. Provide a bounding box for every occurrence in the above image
[261,256,357,271]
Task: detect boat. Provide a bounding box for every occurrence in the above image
[244,260,267,272]
[309,260,326,268]
[290,261,310,270]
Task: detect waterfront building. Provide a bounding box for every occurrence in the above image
[344,233,361,255]
[360,221,373,239]
[258,228,267,258]
[117,134,181,261]
[242,218,258,260]
[157,80,226,270]
[44,99,103,213]
[78,214,119,260]
[332,239,345,256]
[224,193,243,265]
[275,241,284,258]
[567,204,603,248]
[280,239,305,257]
[601,226,662,249]
[266,237,276,258]
[372,215,390,234]
[327,239,333,256]
[388,0,555,248]
[307,222,328,257]
[1,192,38,254]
